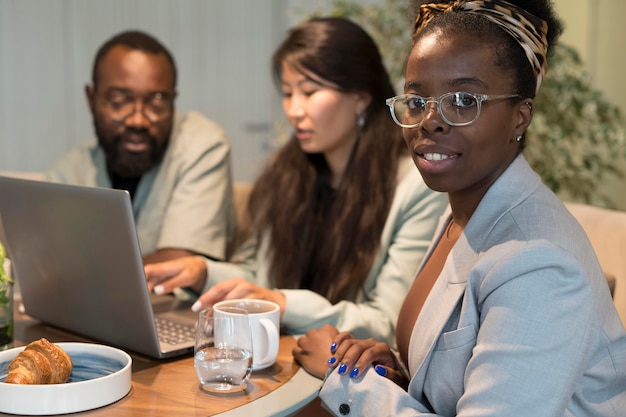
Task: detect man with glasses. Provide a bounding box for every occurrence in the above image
[45,30,235,265]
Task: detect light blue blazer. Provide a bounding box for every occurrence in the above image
[321,155,626,416]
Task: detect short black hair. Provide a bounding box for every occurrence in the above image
[91,30,177,88]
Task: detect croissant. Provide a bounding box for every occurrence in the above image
[4,338,73,384]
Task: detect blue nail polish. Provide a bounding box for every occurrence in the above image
[375,365,387,377]
[349,368,359,378]
[327,357,337,365]
[330,342,337,353]
[338,363,348,375]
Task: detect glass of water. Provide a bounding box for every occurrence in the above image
[194,307,253,393]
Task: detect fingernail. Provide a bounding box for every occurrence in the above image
[349,368,359,378]
[330,342,337,353]
[375,365,387,377]
[154,285,164,295]
[327,357,337,365]
[338,363,347,375]
[191,301,202,312]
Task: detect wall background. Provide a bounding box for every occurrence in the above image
[1,0,624,207]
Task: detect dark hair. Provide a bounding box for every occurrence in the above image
[408,0,563,99]
[91,30,177,88]
[248,17,406,303]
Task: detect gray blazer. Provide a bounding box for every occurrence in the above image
[320,155,626,416]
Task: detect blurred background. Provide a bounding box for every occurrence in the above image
[1,0,624,208]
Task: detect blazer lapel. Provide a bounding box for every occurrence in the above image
[407,229,473,399]
[405,155,543,399]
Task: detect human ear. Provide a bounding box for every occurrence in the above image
[355,91,372,114]
[513,99,533,139]
[85,84,96,113]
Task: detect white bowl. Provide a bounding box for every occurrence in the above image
[0,342,132,415]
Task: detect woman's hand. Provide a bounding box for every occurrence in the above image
[192,277,287,314]
[144,256,207,295]
[329,332,407,387]
[293,324,340,379]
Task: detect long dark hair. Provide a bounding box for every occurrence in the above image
[248,17,406,303]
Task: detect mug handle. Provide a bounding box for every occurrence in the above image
[257,318,279,367]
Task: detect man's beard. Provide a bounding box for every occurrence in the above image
[95,121,170,178]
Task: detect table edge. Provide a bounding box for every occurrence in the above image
[217,366,322,417]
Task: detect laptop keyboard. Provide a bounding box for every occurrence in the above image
[154,317,196,345]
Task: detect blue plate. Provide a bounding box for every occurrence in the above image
[0,349,126,383]
[0,342,132,415]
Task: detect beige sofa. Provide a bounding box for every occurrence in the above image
[565,202,626,326]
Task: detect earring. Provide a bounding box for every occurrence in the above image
[357,112,365,128]
[515,135,523,142]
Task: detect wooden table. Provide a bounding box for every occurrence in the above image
[3,307,322,416]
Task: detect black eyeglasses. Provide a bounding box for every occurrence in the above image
[386,92,520,127]
[99,89,175,123]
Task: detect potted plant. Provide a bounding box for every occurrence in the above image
[0,241,13,350]
[304,0,626,208]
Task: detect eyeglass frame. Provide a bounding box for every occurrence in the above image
[94,87,176,123]
[385,92,521,128]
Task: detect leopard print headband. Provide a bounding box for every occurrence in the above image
[415,0,549,93]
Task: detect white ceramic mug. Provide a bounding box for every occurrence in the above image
[213,299,280,370]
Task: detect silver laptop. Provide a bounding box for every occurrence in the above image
[0,175,197,359]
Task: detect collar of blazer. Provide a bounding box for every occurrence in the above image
[405,155,543,395]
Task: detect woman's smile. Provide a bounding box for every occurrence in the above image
[415,151,460,174]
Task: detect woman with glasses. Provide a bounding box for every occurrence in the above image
[144,17,447,346]
[300,1,626,415]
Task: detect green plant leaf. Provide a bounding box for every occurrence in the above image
[0,241,13,288]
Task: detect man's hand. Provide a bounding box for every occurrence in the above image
[144,256,207,294]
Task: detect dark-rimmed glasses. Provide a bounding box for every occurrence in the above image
[99,89,175,123]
